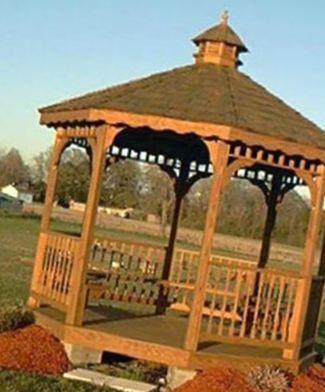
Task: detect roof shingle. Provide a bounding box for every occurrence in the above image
[40,64,325,149]
[193,23,248,53]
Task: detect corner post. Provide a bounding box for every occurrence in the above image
[283,165,325,360]
[184,140,229,351]
[257,176,282,269]
[66,125,118,326]
[156,162,190,314]
[28,129,69,308]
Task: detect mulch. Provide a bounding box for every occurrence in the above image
[291,364,325,392]
[0,325,70,375]
[0,324,324,390]
[173,368,256,392]
[173,364,325,392]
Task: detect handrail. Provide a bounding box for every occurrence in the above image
[42,229,81,242]
[93,235,167,251]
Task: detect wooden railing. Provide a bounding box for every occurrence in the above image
[33,231,80,311]
[164,249,255,314]
[87,241,257,312]
[30,232,308,353]
[87,236,304,350]
[199,262,301,348]
[88,237,166,305]
[300,275,325,356]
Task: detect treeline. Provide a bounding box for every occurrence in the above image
[0,146,313,247]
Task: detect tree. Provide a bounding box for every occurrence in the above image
[30,147,52,202]
[55,148,90,207]
[181,178,310,247]
[101,160,141,209]
[0,148,30,187]
[140,165,174,236]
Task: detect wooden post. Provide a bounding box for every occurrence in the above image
[28,130,69,308]
[66,126,118,326]
[257,174,282,269]
[156,162,190,314]
[184,141,229,351]
[302,166,325,275]
[156,180,185,314]
[283,165,325,360]
[163,187,184,276]
[258,199,277,268]
[41,130,70,232]
[318,227,325,277]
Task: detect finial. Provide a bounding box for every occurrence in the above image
[220,10,229,25]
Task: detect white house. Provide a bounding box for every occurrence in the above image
[1,184,33,204]
[1,185,19,199]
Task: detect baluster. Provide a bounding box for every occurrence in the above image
[177,251,184,284]
[50,235,65,300]
[281,278,296,341]
[229,269,242,337]
[101,239,108,267]
[240,270,254,338]
[55,237,69,303]
[217,267,232,336]
[261,274,276,340]
[62,240,76,305]
[250,271,265,339]
[207,266,220,334]
[271,276,286,340]
[44,235,59,297]
[41,238,52,290]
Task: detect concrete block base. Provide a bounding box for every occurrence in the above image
[167,366,197,389]
[64,368,157,391]
[64,343,103,365]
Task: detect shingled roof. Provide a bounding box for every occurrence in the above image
[193,11,248,53]
[40,13,325,151]
[40,63,325,149]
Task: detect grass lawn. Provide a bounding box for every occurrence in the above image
[0,370,117,391]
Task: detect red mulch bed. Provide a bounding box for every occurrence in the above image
[174,365,325,392]
[173,368,256,392]
[291,365,325,392]
[0,325,70,375]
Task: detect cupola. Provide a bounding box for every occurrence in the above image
[193,11,248,68]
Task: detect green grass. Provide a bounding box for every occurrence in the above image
[0,370,116,392]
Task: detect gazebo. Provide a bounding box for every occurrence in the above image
[28,13,325,372]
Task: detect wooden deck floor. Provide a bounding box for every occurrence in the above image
[34,304,296,370]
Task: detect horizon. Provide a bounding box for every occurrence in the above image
[0,1,324,161]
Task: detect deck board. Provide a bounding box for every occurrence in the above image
[36,305,282,360]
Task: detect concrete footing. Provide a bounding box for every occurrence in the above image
[167,366,197,389]
[64,368,157,391]
[64,343,103,365]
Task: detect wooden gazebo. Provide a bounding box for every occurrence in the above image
[28,13,325,372]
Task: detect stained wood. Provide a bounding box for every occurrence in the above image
[40,109,325,163]
[66,126,117,326]
[184,140,229,351]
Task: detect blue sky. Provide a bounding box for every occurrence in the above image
[0,0,324,160]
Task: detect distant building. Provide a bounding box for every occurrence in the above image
[69,200,133,218]
[0,192,23,212]
[1,184,33,204]
[100,206,133,219]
